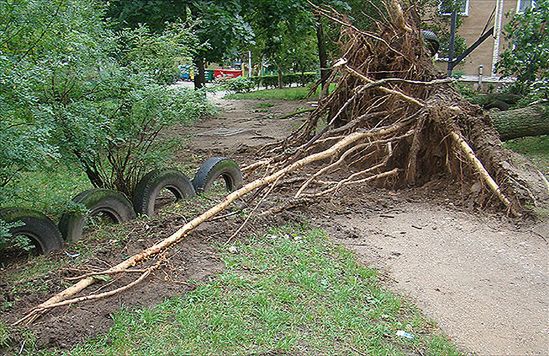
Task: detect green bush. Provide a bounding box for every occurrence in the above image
[218,77,256,93]
[0,0,215,254]
[0,0,208,203]
[253,72,318,88]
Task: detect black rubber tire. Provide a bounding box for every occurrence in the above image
[192,157,244,194]
[59,189,136,243]
[0,208,63,254]
[133,169,196,216]
[484,100,510,111]
[421,30,440,56]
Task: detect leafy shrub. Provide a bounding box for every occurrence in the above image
[0,0,208,203]
[253,72,318,88]
[0,219,27,252]
[218,77,256,93]
[51,82,213,196]
[118,23,198,85]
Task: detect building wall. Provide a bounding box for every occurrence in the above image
[436,0,519,77]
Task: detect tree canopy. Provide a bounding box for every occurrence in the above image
[498,0,548,99]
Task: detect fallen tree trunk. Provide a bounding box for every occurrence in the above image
[491,103,549,140]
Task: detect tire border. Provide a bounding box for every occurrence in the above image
[192,157,244,194]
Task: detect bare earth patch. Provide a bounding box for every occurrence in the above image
[323,201,548,355]
[177,97,310,154]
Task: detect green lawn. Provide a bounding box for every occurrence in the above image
[226,86,313,101]
[225,84,336,101]
[504,135,549,175]
[53,224,459,356]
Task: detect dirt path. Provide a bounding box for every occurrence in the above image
[189,98,549,355]
[324,203,548,355]
[181,95,309,155]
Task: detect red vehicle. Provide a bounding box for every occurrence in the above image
[214,68,243,80]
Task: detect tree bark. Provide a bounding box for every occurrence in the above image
[490,103,549,141]
[277,65,283,89]
[315,16,330,99]
[193,57,206,90]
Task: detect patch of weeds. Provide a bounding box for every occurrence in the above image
[65,224,460,355]
[0,320,10,348]
[255,102,274,109]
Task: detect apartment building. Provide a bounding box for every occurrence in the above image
[435,0,536,77]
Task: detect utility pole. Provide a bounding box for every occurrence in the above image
[447,8,458,77]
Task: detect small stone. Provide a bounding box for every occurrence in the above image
[228,246,239,254]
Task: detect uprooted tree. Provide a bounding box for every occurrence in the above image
[13,0,549,326]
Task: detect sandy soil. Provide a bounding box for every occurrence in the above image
[323,202,548,355]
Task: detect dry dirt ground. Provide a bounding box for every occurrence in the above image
[1,96,547,354]
[184,96,549,355]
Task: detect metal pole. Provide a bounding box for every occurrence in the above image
[447,9,458,77]
[248,51,252,78]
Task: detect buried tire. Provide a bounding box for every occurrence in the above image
[192,157,244,194]
[0,208,63,254]
[59,189,136,243]
[421,30,440,56]
[133,169,196,216]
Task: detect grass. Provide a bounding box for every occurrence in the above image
[0,320,9,348]
[504,135,549,175]
[226,86,313,101]
[226,84,336,101]
[4,165,91,217]
[52,224,459,356]
[255,102,275,109]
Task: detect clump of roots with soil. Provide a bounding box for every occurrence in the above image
[6,0,548,336]
[254,0,548,217]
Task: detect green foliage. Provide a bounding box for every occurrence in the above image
[65,225,459,355]
[498,0,548,97]
[254,72,318,88]
[0,0,211,205]
[51,81,212,196]
[0,320,12,350]
[193,1,254,64]
[218,77,256,93]
[118,23,198,84]
[0,220,16,245]
[105,0,187,33]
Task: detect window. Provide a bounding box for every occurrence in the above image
[439,0,469,16]
[517,0,536,13]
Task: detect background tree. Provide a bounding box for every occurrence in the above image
[498,0,548,99]
[190,0,254,89]
[0,0,211,200]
